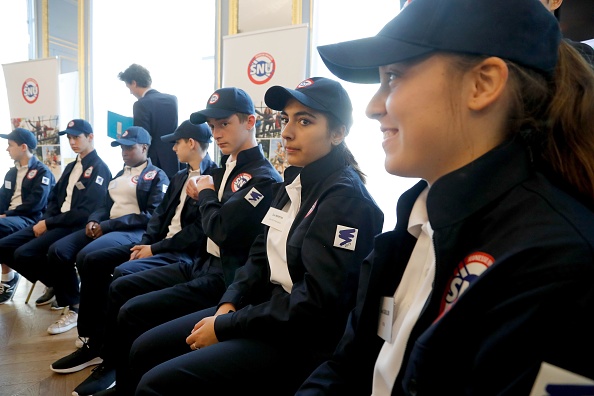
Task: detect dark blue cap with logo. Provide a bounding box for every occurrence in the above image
[58,119,94,136]
[0,128,37,149]
[190,87,255,125]
[111,126,152,147]
[265,77,353,130]
[317,0,561,83]
[161,120,213,143]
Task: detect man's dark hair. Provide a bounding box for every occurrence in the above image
[118,64,152,87]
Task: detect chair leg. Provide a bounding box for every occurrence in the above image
[25,280,37,304]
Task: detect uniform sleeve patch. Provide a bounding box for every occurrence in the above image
[5,180,11,189]
[244,187,264,207]
[334,225,358,251]
[143,170,157,181]
[42,176,50,185]
[162,184,168,193]
[95,176,104,185]
[83,166,94,178]
[231,173,252,192]
[27,169,38,179]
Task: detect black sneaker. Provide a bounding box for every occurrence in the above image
[50,343,102,374]
[35,286,55,306]
[0,273,20,304]
[72,364,115,396]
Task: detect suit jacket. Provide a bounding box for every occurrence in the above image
[133,89,179,178]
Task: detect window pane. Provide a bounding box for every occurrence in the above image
[311,1,417,230]
[91,0,216,173]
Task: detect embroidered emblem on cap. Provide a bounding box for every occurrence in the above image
[209,93,220,104]
[84,166,94,178]
[143,170,157,181]
[296,79,314,89]
[244,187,264,207]
[231,173,252,192]
[439,252,495,318]
[27,169,38,179]
[122,130,129,137]
[68,121,75,128]
[334,225,358,251]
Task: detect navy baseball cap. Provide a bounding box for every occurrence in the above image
[0,128,37,149]
[265,77,353,130]
[317,0,561,84]
[59,119,94,136]
[190,87,255,125]
[161,120,213,143]
[111,126,152,147]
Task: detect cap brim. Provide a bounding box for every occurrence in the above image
[190,108,236,125]
[264,86,330,114]
[58,129,84,136]
[317,36,434,84]
[0,134,10,139]
[111,138,138,147]
[160,133,177,143]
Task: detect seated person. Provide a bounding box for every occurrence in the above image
[42,126,168,335]
[126,77,384,395]
[0,119,111,324]
[60,88,283,396]
[297,1,594,394]
[0,128,54,304]
[49,120,218,393]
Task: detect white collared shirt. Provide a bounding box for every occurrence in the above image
[8,161,28,210]
[206,159,237,258]
[61,156,83,213]
[372,187,436,395]
[267,174,302,293]
[165,168,201,239]
[108,161,148,219]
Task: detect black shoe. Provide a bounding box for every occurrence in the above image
[50,343,102,374]
[35,286,55,306]
[0,273,20,304]
[72,363,115,396]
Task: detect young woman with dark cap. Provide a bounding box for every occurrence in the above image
[295,0,594,395]
[119,77,384,396]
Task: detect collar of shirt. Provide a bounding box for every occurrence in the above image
[407,186,430,239]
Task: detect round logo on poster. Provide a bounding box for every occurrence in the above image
[22,78,39,104]
[247,52,275,85]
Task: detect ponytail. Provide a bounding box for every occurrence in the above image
[543,41,594,200]
[326,113,367,184]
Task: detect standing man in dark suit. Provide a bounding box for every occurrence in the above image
[118,64,181,178]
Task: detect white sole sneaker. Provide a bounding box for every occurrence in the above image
[47,310,78,335]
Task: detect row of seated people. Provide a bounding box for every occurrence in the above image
[0,79,384,396]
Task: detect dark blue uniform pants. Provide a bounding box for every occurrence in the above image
[130,307,320,396]
[48,229,145,307]
[0,216,36,238]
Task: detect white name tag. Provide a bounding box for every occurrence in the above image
[529,362,594,396]
[261,207,286,231]
[75,181,85,190]
[4,181,11,189]
[377,296,394,343]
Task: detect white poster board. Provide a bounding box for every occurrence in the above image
[222,24,309,175]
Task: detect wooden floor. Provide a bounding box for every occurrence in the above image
[0,279,95,396]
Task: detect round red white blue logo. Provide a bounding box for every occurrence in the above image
[296,79,314,89]
[22,78,39,104]
[247,52,275,85]
[209,93,220,104]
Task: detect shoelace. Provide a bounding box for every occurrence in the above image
[55,311,76,326]
[0,284,6,294]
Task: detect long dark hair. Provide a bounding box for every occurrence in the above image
[326,113,367,184]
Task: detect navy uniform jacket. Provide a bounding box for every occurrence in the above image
[215,148,384,360]
[197,145,283,286]
[87,159,169,234]
[0,156,55,221]
[297,139,594,396]
[133,89,179,178]
[43,150,112,229]
[139,154,217,257]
